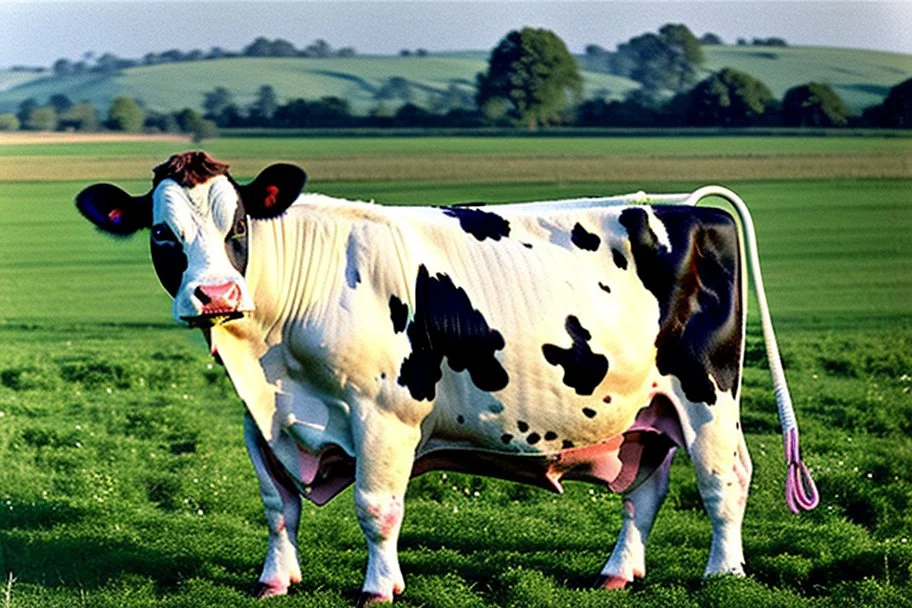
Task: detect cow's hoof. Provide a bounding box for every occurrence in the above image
[252,580,289,598]
[594,574,630,590]
[357,591,394,607]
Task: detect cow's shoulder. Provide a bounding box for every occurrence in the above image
[619,205,743,405]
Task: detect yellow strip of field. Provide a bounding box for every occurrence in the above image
[2,152,910,183]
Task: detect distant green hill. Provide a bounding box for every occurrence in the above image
[0,55,638,116]
[1,46,909,116]
[702,45,912,112]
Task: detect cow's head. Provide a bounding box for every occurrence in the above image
[76,151,306,327]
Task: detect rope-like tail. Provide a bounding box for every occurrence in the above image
[684,186,819,513]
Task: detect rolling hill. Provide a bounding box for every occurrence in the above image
[0,46,909,116]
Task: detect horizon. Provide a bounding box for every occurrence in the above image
[1,1,911,70]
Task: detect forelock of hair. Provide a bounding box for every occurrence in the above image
[152,151,231,188]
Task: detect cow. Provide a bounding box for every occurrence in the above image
[76,151,818,605]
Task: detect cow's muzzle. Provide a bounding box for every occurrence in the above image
[182,282,247,327]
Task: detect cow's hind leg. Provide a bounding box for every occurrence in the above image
[244,414,303,597]
[353,410,422,605]
[597,448,675,589]
[688,392,752,577]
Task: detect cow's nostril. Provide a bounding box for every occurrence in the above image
[194,286,212,305]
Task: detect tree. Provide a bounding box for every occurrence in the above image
[659,23,704,65]
[49,93,74,114]
[244,37,274,57]
[249,85,279,124]
[59,102,100,131]
[203,86,234,118]
[16,98,38,125]
[782,82,848,127]
[873,77,912,128]
[476,27,582,129]
[613,32,698,93]
[26,106,58,131]
[375,77,413,102]
[700,33,724,45]
[108,96,145,132]
[686,68,774,126]
[0,113,20,131]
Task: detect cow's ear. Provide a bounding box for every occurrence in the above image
[76,183,152,236]
[242,163,306,219]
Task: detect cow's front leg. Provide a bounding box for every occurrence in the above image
[689,394,752,577]
[597,448,675,589]
[353,411,421,605]
[244,414,303,597]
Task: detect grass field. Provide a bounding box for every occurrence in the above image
[2,44,910,115]
[0,136,911,607]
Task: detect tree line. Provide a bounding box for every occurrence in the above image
[2,25,910,135]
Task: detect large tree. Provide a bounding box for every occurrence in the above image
[873,77,912,128]
[476,28,582,129]
[107,96,145,132]
[782,82,848,127]
[686,68,774,127]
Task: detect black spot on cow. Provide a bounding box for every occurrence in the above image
[582,407,597,418]
[522,242,533,249]
[457,415,465,425]
[442,206,511,242]
[612,248,628,270]
[527,432,541,445]
[598,282,611,294]
[517,420,529,433]
[542,316,609,396]
[562,440,575,449]
[544,431,558,441]
[489,403,504,414]
[602,395,612,404]
[571,223,601,251]
[389,295,408,334]
[501,434,513,444]
[398,265,509,401]
[619,206,742,405]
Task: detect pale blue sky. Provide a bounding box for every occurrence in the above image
[1,1,909,69]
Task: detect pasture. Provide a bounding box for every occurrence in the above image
[0,135,911,607]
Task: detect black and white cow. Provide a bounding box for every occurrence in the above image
[76,151,817,604]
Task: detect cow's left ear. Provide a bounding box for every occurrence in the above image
[75,183,152,237]
[241,163,307,219]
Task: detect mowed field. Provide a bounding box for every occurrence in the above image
[0,135,911,607]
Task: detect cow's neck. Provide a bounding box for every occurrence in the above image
[243,209,344,339]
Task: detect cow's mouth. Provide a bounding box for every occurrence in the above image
[181,311,246,328]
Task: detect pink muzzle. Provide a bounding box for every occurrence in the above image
[194,282,243,315]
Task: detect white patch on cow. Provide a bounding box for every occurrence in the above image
[643,207,672,251]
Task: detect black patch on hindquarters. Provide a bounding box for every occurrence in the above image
[517,421,529,433]
[611,248,628,270]
[544,431,558,441]
[619,206,743,405]
[570,223,601,251]
[541,315,609,396]
[598,282,611,294]
[398,265,509,401]
[442,206,511,242]
[389,295,408,334]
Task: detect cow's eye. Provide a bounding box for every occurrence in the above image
[151,223,178,244]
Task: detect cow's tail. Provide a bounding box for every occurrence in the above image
[684,186,819,513]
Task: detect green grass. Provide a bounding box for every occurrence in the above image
[0,136,910,607]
